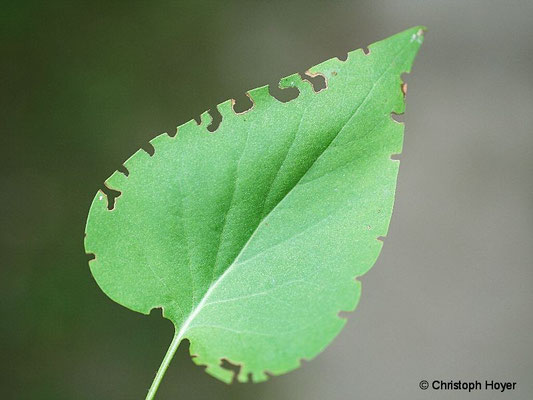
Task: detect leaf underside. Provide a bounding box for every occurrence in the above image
[85,27,424,383]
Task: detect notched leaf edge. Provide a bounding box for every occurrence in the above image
[90,63,336,205]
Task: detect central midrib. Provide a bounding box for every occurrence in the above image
[174,40,412,341]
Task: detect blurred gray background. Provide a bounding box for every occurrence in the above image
[2,1,532,399]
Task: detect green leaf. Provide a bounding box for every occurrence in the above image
[85,26,424,394]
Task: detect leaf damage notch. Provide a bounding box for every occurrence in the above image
[219,358,242,383]
[300,71,327,92]
[390,111,404,124]
[100,185,121,210]
[207,107,223,132]
[141,141,156,157]
[231,93,255,115]
[390,153,401,161]
[268,81,300,103]
[116,164,130,177]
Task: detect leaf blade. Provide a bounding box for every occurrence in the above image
[85,26,424,384]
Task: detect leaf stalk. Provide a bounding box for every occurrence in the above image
[145,330,183,400]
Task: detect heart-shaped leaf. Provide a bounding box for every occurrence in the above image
[85,26,424,396]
